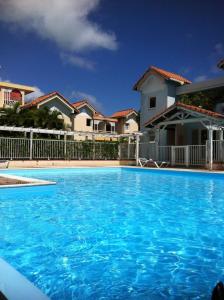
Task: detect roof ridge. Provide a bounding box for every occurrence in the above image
[133,65,191,90]
[113,108,135,113]
[21,91,78,112]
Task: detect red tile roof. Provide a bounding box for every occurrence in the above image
[72,100,87,108]
[145,102,224,127]
[94,113,118,123]
[22,91,78,112]
[111,108,137,118]
[133,65,191,90]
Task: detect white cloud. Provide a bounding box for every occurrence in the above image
[71,90,103,111]
[0,0,117,52]
[194,75,207,82]
[25,86,44,102]
[60,53,95,70]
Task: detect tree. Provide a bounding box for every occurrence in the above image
[178,87,224,111]
[0,104,65,132]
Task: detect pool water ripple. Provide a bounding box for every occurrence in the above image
[0,168,224,299]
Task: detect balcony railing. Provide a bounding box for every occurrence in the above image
[4,99,20,107]
[93,129,117,134]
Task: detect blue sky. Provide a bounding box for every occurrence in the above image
[0,0,223,115]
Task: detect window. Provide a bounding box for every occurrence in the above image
[149,97,156,109]
[125,123,129,130]
[86,118,91,126]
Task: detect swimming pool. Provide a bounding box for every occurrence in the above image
[0,167,224,299]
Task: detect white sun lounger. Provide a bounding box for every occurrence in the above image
[138,157,168,168]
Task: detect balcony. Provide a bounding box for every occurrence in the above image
[3,90,22,107]
[4,99,20,107]
[93,129,117,134]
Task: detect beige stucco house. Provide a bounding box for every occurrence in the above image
[111,109,139,134]
[0,81,139,138]
[72,100,118,134]
[0,82,35,108]
[22,91,78,130]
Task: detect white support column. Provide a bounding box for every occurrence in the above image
[135,135,140,166]
[208,128,213,171]
[29,131,33,160]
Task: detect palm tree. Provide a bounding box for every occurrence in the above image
[0,104,65,131]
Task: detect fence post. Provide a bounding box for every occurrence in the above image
[135,135,140,166]
[128,136,130,159]
[118,137,121,160]
[185,146,189,167]
[64,133,67,160]
[29,131,33,160]
[171,146,175,166]
[92,135,95,160]
[208,128,213,171]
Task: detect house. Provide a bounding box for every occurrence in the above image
[21,91,78,130]
[134,65,224,143]
[134,65,224,168]
[72,100,118,134]
[0,82,35,108]
[111,109,139,134]
[0,81,139,138]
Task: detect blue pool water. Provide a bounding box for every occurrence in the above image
[0,168,224,299]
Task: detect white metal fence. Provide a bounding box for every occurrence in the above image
[1,136,224,166]
[0,137,135,160]
[139,140,224,167]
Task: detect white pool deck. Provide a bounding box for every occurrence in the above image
[0,173,56,188]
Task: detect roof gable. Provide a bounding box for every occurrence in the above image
[133,66,191,91]
[22,91,78,113]
[111,108,138,118]
[145,102,224,128]
[72,100,97,114]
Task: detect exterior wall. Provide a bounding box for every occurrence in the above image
[38,98,73,129]
[115,115,138,134]
[115,118,125,134]
[164,123,206,146]
[139,74,180,144]
[73,110,93,132]
[123,114,139,134]
[0,89,4,108]
[140,74,168,131]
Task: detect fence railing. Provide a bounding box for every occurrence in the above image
[139,141,224,167]
[120,143,136,160]
[213,140,224,162]
[0,137,134,160]
[2,136,224,166]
